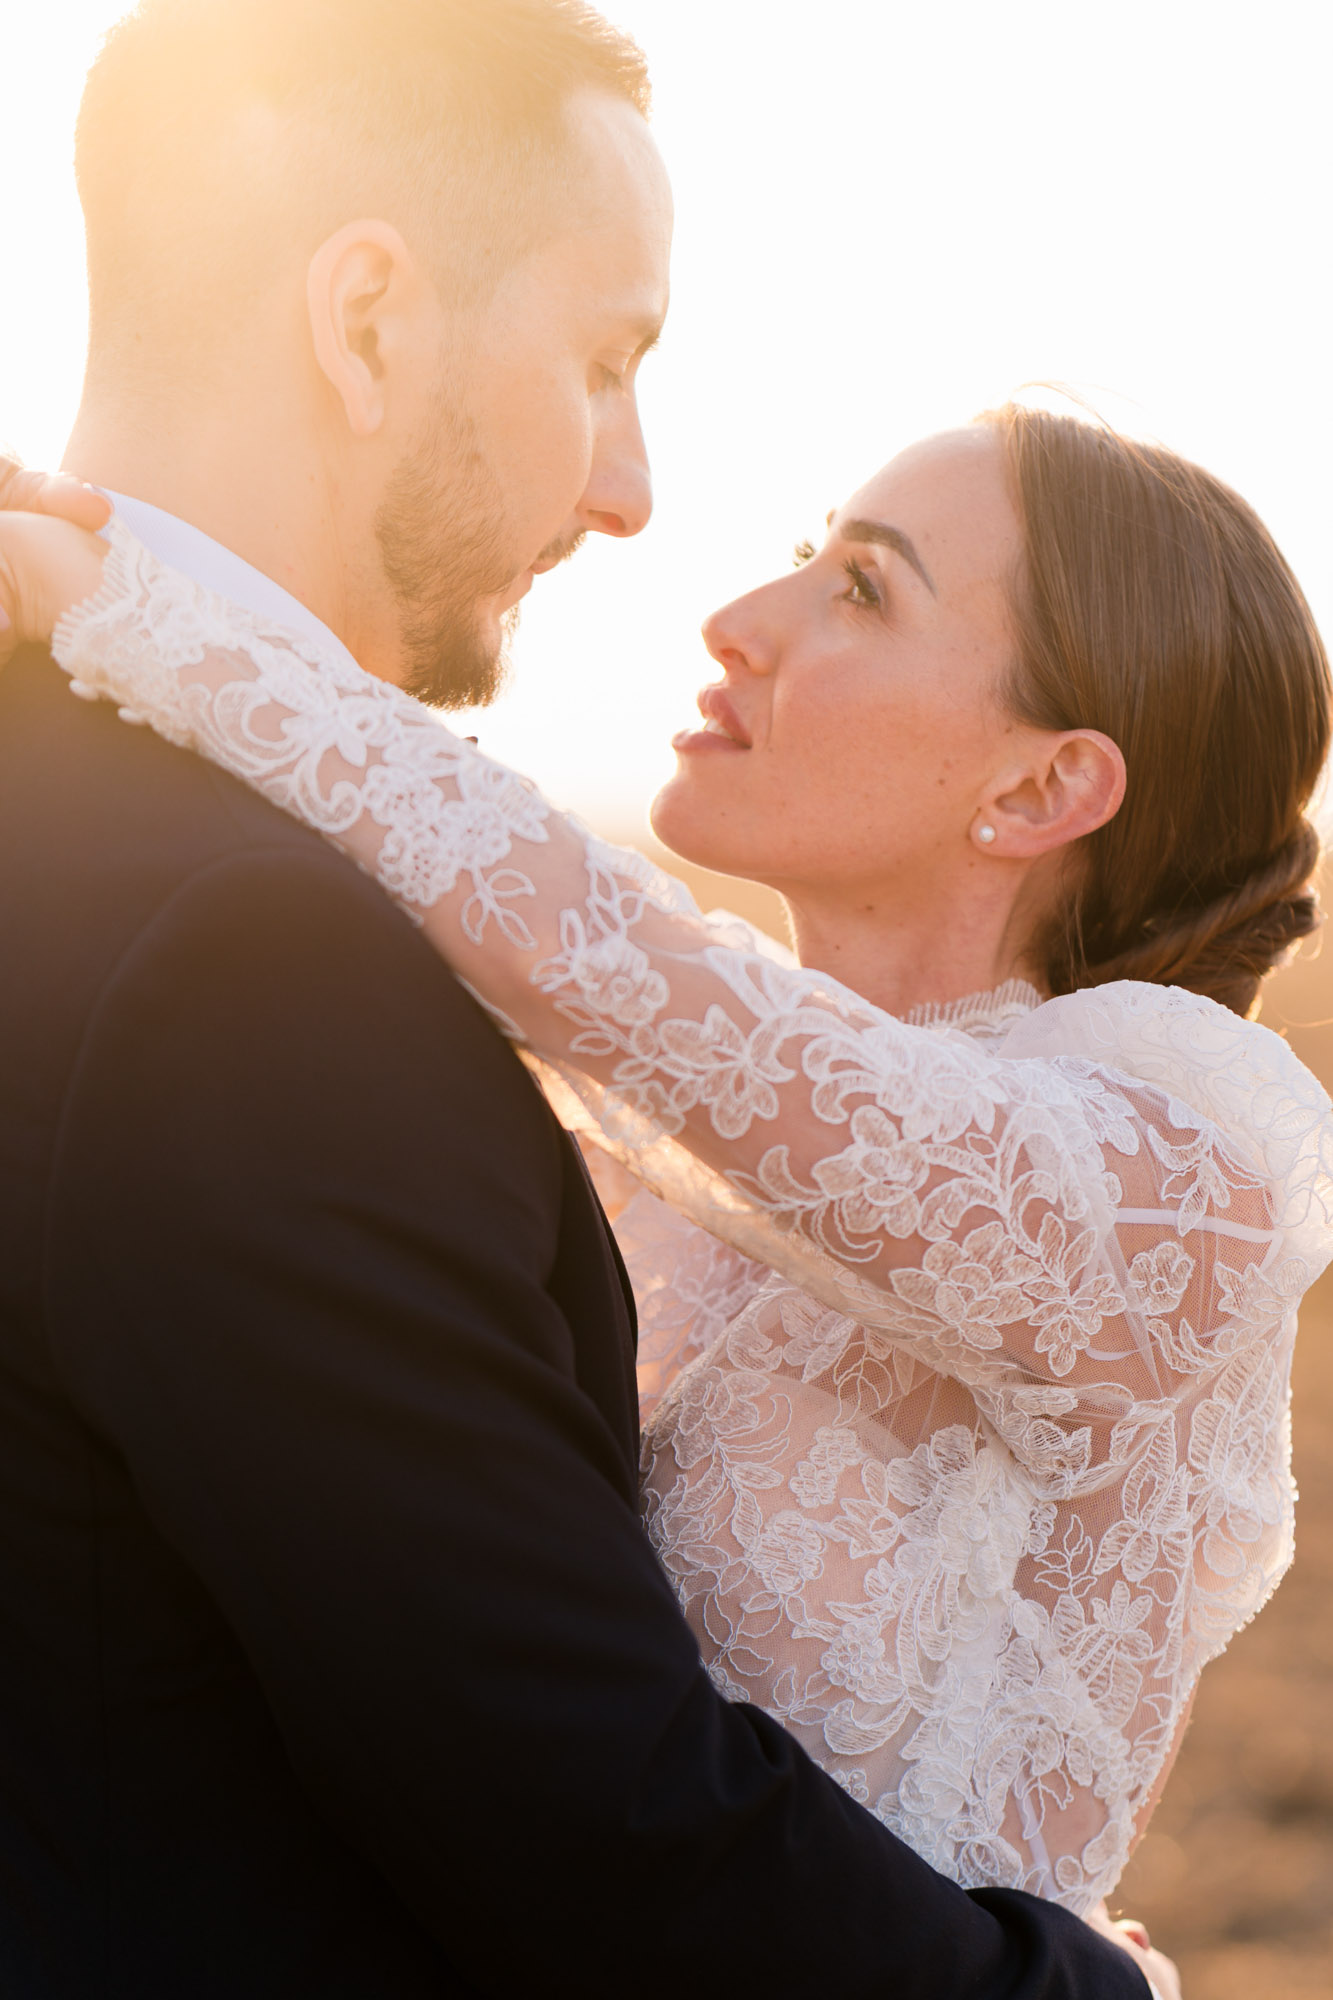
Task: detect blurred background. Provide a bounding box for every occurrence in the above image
[3,3,1332,1991]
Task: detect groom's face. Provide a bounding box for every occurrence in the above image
[379,93,672,707]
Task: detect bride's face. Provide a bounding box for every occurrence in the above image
[651,428,1025,905]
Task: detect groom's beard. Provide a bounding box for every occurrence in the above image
[374,400,520,711]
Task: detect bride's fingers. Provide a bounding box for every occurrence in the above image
[0,457,112,532]
[1084,1901,1180,2000]
[1111,1926,1181,2000]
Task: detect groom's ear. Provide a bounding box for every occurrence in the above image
[306,222,425,440]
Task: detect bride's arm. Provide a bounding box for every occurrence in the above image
[20,521,1289,1423]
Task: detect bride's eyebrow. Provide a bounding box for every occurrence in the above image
[827,511,937,596]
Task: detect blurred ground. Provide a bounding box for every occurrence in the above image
[617,832,1333,2000]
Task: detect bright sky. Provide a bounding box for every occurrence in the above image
[4,1,1331,827]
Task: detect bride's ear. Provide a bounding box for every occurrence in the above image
[979,729,1125,858]
[306,221,421,440]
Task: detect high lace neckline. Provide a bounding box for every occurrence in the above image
[902,978,1044,1037]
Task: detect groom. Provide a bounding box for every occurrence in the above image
[0,3,1160,1995]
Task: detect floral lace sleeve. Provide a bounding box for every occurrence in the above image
[53,522,1333,1451]
[51,520,1333,1913]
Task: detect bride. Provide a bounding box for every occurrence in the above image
[2,404,1330,1939]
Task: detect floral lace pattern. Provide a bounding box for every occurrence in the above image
[52,519,1333,1911]
[583,1166,769,1422]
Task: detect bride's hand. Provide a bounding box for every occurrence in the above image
[1086,1900,1182,2000]
[0,512,109,667]
[0,455,112,532]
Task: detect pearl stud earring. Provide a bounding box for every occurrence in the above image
[976,822,997,845]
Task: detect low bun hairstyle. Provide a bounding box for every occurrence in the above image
[989,406,1331,1017]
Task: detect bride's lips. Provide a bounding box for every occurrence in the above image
[671,685,752,756]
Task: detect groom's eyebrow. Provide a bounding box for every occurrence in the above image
[832,513,937,596]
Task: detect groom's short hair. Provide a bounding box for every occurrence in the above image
[75,0,650,380]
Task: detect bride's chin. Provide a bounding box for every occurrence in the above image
[649,774,750,877]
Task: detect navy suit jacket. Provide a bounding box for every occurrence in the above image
[0,648,1147,1996]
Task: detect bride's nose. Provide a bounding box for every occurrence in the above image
[701,592,776,677]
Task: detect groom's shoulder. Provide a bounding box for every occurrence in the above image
[0,641,569,1189]
[0,644,333,894]
[0,648,374,936]
[0,644,484,1051]
[0,642,539,1127]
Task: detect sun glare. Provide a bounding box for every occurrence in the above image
[3,0,1330,822]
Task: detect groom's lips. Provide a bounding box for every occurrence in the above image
[504,534,585,607]
[671,685,752,755]
[497,544,571,612]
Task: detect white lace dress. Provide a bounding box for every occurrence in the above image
[51,520,1333,1913]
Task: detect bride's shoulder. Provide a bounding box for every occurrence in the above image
[1002,978,1333,1240]
[1005,978,1321,1093]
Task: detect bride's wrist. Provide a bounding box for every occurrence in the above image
[0,512,109,651]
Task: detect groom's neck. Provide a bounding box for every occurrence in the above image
[61,391,389,680]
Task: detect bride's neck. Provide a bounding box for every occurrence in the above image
[782,879,1043,1017]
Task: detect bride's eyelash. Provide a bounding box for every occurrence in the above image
[841,557,881,609]
[792,538,880,610]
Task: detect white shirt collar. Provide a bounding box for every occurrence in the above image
[103,490,361,675]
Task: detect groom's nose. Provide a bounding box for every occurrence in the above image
[577,395,653,539]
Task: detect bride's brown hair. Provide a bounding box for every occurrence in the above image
[988,405,1331,1017]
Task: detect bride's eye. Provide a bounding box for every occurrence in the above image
[840,557,881,610]
[792,538,817,567]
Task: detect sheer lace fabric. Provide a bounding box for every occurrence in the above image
[578,1145,768,1423]
[52,519,1333,1910]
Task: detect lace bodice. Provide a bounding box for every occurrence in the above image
[50,520,1333,1911]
